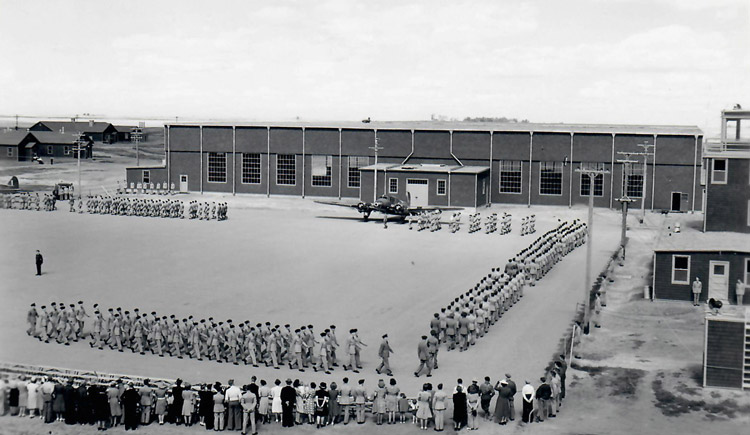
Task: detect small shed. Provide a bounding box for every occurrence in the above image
[359,163,490,208]
[703,310,750,389]
[653,231,750,305]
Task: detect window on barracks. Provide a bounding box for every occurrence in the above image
[499,160,522,194]
[311,155,333,187]
[539,162,563,195]
[347,156,369,188]
[64,146,71,156]
[242,153,261,184]
[143,170,150,184]
[207,152,227,183]
[623,165,644,198]
[437,179,447,196]
[46,146,53,155]
[276,154,296,185]
[711,159,727,184]
[579,162,605,197]
[6,148,12,157]
[389,178,398,194]
[671,255,690,285]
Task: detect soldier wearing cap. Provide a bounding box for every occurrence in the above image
[26,303,38,336]
[376,334,394,376]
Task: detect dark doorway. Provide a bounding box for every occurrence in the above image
[671,192,681,212]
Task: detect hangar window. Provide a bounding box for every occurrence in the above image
[389,178,398,194]
[142,170,150,184]
[623,165,644,198]
[711,159,727,184]
[276,154,296,185]
[437,179,447,196]
[242,153,261,184]
[347,156,369,188]
[671,255,690,285]
[539,162,563,195]
[499,160,522,194]
[311,155,333,187]
[208,152,227,183]
[579,162,605,197]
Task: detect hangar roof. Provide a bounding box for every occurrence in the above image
[654,230,750,254]
[167,121,703,137]
[165,121,703,136]
[360,163,489,174]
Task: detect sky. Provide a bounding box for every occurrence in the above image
[0,0,748,136]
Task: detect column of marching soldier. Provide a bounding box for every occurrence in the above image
[418,220,587,377]
[408,211,528,235]
[1,193,58,211]
[26,304,371,374]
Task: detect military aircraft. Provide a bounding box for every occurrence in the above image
[315,193,463,224]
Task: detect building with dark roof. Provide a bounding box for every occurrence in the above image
[29,120,119,143]
[0,130,93,161]
[703,108,750,233]
[125,120,703,210]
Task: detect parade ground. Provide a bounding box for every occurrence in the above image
[0,173,622,399]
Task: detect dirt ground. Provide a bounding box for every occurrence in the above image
[1,153,748,434]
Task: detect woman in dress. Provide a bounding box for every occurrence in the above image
[415,383,432,430]
[121,382,141,431]
[106,382,122,427]
[315,382,329,429]
[26,377,40,418]
[271,379,283,423]
[198,383,214,429]
[373,379,387,425]
[432,383,447,431]
[52,379,66,422]
[385,378,400,425]
[466,381,480,430]
[327,381,340,425]
[305,382,317,424]
[182,383,196,426]
[493,380,512,425]
[452,385,467,431]
[294,380,306,425]
[257,379,270,424]
[17,376,28,417]
[154,382,168,425]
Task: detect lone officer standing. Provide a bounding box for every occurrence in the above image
[35,250,44,276]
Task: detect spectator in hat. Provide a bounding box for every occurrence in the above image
[493,379,512,425]
[280,378,296,428]
[504,373,517,421]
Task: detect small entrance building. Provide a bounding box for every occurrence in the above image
[653,231,750,305]
[358,163,490,208]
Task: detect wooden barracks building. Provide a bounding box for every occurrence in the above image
[126,121,703,209]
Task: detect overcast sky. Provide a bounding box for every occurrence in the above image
[0,0,747,135]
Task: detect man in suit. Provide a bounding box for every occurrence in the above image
[35,250,43,276]
[279,379,296,428]
[376,334,394,376]
[414,335,431,377]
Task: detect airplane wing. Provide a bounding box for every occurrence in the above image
[406,206,464,214]
[314,200,363,209]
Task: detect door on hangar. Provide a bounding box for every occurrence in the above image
[180,175,188,193]
[708,261,730,302]
[671,192,689,212]
[407,179,429,207]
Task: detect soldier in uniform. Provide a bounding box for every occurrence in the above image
[376,334,394,376]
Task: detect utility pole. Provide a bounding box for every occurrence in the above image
[575,164,610,334]
[369,135,383,203]
[131,126,143,167]
[636,142,654,223]
[73,132,88,199]
[616,152,639,259]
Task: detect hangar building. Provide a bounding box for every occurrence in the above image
[126,121,702,210]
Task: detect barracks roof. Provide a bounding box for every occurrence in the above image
[166,121,703,136]
[32,121,116,134]
[0,130,32,145]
